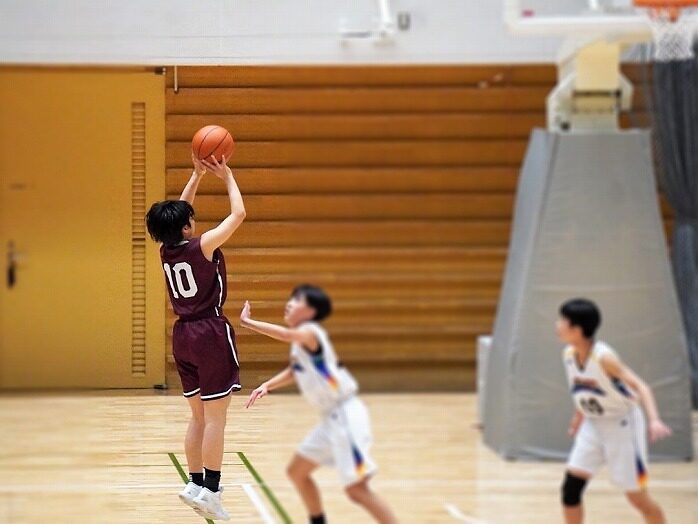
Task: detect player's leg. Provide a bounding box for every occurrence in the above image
[173,322,206,508]
[561,469,591,524]
[625,491,665,524]
[185,394,205,480]
[332,398,395,523]
[178,395,206,508]
[563,420,603,524]
[611,407,664,523]
[191,394,233,521]
[286,454,324,520]
[192,317,240,518]
[345,478,398,524]
[293,420,335,522]
[201,394,232,491]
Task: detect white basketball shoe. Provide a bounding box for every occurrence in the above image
[192,486,231,521]
[178,481,203,509]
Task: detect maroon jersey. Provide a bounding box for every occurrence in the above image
[160,238,227,319]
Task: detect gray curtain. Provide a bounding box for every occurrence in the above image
[650,49,698,406]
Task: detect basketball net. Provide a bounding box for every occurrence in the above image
[643,6,697,61]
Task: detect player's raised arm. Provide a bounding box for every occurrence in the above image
[199,155,246,260]
[179,152,207,204]
[239,301,319,351]
[599,353,672,442]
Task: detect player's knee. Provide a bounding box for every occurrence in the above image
[203,411,227,427]
[628,497,652,514]
[190,418,205,433]
[345,483,369,505]
[190,411,205,425]
[561,472,588,507]
[286,463,305,484]
[626,493,660,516]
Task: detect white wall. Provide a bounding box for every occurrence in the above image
[0,0,562,65]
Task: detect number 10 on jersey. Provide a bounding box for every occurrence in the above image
[163,262,199,299]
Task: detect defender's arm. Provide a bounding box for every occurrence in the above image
[239,301,319,351]
[246,366,295,408]
[600,354,672,442]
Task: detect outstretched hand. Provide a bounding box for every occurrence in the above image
[240,300,251,325]
[246,383,268,409]
[201,154,232,180]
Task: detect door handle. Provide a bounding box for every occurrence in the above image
[7,241,16,289]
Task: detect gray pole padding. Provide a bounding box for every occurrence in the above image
[650,54,698,407]
[483,130,694,461]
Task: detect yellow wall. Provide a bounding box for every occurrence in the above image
[0,68,166,388]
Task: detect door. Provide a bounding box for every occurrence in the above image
[0,69,166,388]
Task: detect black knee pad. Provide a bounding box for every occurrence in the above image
[561,473,588,507]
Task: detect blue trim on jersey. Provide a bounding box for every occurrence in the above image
[611,377,633,398]
[311,352,339,390]
[351,444,366,473]
[571,384,606,396]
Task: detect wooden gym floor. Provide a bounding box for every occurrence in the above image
[0,393,695,523]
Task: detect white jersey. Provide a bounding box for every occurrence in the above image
[563,341,637,419]
[290,321,359,413]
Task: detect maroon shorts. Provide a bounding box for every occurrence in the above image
[172,316,241,401]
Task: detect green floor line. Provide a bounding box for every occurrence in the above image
[168,452,214,524]
[237,451,293,524]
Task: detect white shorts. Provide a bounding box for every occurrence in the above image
[297,396,378,487]
[567,405,649,492]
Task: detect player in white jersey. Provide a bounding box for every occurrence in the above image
[557,299,673,524]
[240,285,398,524]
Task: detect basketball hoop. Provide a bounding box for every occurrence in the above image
[635,0,698,60]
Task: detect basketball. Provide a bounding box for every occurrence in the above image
[192,125,235,163]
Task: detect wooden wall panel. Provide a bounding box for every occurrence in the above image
[164,65,659,391]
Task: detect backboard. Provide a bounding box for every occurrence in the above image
[504,0,653,35]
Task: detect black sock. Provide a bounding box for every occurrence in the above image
[203,468,221,492]
[189,472,204,487]
[310,514,326,524]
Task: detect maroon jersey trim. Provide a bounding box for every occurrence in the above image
[200,383,242,401]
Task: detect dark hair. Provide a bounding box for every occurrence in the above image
[560,298,601,339]
[145,200,195,246]
[292,284,332,321]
